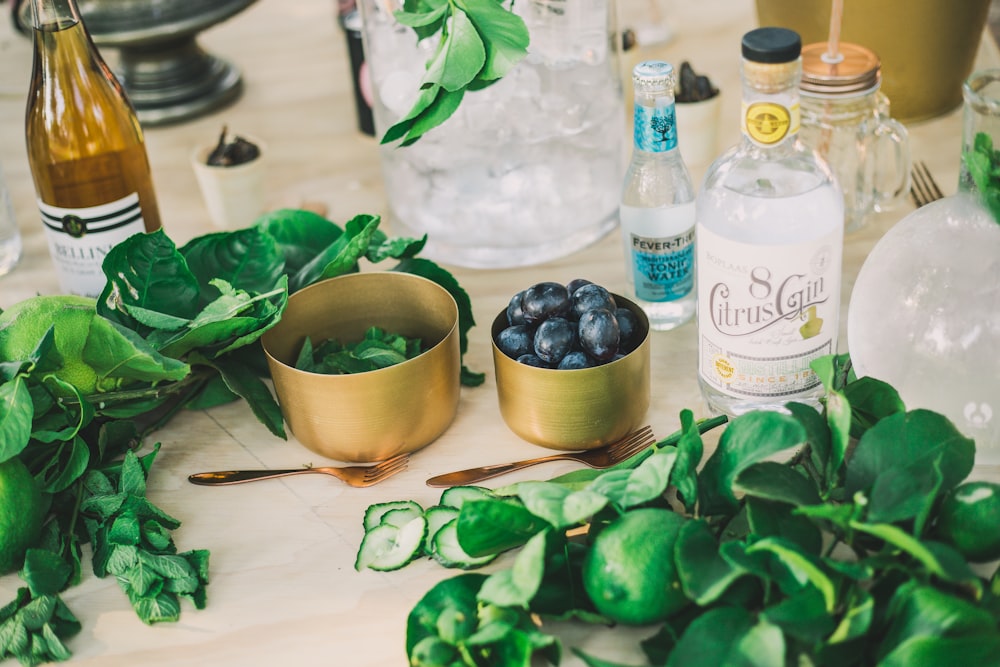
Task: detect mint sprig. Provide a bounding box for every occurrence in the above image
[383,0,529,146]
[963,131,1000,225]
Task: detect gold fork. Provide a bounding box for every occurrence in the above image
[910,160,946,208]
[188,452,410,488]
[425,425,655,487]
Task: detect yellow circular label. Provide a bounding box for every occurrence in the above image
[713,355,735,381]
[744,102,792,144]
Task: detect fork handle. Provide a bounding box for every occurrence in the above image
[425,455,564,487]
[188,469,323,486]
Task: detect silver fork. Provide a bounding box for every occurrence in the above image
[910,160,945,207]
[425,425,656,487]
[188,452,410,488]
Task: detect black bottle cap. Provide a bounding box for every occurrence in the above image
[741,27,802,63]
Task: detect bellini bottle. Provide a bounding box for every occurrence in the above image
[619,61,696,331]
[694,27,844,416]
[25,0,161,297]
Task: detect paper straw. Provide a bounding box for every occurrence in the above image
[824,0,845,64]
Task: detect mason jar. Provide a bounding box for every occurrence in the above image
[799,41,910,233]
[358,0,625,268]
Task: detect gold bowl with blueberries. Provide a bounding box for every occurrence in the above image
[491,279,651,450]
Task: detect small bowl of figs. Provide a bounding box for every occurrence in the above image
[490,279,650,450]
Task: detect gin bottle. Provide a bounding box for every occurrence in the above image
[25,0,161,297]
[620,60,696,331]
[695,27,844,416]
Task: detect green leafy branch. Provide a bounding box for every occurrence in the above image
[382,0,529,146]
[357,354,1000,666]
[963,131,1000,224]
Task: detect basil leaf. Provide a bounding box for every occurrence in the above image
[256,209,342,273]
[180,226,285,300]
[0,377,32,463]
[422,8,485,92]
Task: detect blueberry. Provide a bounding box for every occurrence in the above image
[516,353,549,368]
[521,282,571,324]
[496,325,532,359]
[565,278,593,297]
[615,307,642,354]
[571,283,616,320]
[506,291,526,326]
[557,351,596,370]
[533,317,576,364]
[578,308,620,361]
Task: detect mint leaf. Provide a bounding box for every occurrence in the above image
[422,9,486,91]
[456,0,529,80]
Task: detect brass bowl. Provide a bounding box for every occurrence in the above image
[491,294,651,450]
[261,272,460,462]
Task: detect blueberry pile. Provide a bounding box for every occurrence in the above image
[496,279,643,369]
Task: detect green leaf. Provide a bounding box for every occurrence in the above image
[842,375,905,438]
[670,409,703,512]
[98,228,201,331]
[381,84,441,145]
[675,518,746,605]
[478,529,549,608]
[399,86,466,146]
[845,410,975,499]
[881,635,1000,667]
[179,226,286,301]
[587,447,677,509]
[0,377,32,464]
[866,454,944,526]
[734,461,822,507]
[405,573,487,656]
[366,234,427,264]
[746,498,823,555]
[827,588,873,644]
[848,522,981,591]
[119,450,147,497]
[667,606,784,667]
[513,482,608,530]
[454,0,529,81]
[879,582,998,661]
[745,537,837,612]
[455,499,550,557]
[422,8,485,91]
[760,587,835,644]
[698,411,806,515]
[81,317,190,387]
[256,209,343,273]
[289,214,380,292]
[19,550,72,597]
[26,436,90,494]
[197,356,286,439]
[825,389,851,477]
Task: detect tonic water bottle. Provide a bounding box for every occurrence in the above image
[695,27,844,416]
[620,60,696,331]
[25,0,162,297]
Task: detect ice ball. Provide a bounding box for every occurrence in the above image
[847,193,1000,463]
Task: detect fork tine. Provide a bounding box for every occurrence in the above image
[604,426,656,462]
[605,425,653,453]
[363,453,410,482]
[911,161,943,208]
[918,161,945,201]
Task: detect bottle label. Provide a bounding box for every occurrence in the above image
[742,101,800,145]
[696,224,842,399]
[634,103,678,153]
[39,193,146,297]
[621,202,695,302]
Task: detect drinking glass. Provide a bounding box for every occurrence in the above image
[959,68,1000,193]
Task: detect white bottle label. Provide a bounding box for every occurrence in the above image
[621,202,695,302]
[696,224,842,399]
[39,193,146,298]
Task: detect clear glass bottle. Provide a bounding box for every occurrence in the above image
[0,159,23,277]
[619,60,696,331]
[695,27,844,416]
[25,0,161,298]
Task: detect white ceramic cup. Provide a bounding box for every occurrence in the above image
[674,95,722,168]
[190,137,267,229]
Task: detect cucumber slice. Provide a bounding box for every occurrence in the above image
[363,499,423,531]
[380,505,424,529]
[423,505,460,555]
[355,516,428,572]
[439,485,494,510]
[431,519,497,570]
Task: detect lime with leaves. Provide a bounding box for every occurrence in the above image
[582,507,689,625]
[0,457,47,574]
[934,481,1000,563]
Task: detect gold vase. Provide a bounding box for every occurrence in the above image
[754,0,991,123]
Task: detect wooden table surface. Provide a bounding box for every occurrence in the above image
[1,1,997,665]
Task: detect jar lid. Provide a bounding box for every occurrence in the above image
[633,60,676,90]
[801,42,881,96]
[741,27,801,64]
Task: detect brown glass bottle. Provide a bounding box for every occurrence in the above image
[25,0,161,297]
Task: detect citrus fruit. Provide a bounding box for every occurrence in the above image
[0,457,47,574]
[935,481,1000,563]
[0,295,102,394]
[582,507,689,625]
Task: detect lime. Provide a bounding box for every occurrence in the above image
[935,481,1000,563]
[582,507,689,625]
[0,295,102,395]
[0,457,47,574]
